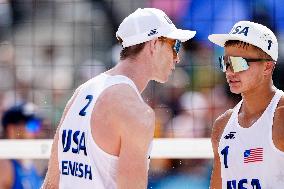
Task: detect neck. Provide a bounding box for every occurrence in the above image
[106,58,151,93]
[241,81,276,115]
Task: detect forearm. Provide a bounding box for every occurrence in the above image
[210,162,222,189]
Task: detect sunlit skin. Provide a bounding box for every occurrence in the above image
[225,44,277,126]
[225,45,273,95]
[225,44,276,125]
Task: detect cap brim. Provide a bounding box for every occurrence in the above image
[166,29,196,42]
[208,34,251,47]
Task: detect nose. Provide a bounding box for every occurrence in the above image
[225,65,235,76]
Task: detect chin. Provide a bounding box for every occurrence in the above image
[229,86,242,94]
[230,90,241,94]
[228,81,244,94]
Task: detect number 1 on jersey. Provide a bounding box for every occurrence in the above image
[221,146,229,168]
[79,95,93,116]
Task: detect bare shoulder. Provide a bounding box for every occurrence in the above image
[210,109,234,189]
[271,95,284,151]
[211,109,234,146]
[274,95,284,122]
[274,95,284,127]
[97,83,155,134]
[276,95,284,110]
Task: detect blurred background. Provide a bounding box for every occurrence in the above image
[0,0,283,188]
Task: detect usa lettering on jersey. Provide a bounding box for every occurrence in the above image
[227,178,261,189]
[61,129,93,180]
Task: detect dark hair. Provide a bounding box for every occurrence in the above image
[224,40,272,60]
[117,37,146,60]
[1,103,41,133]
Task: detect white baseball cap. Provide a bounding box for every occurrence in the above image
[116,8,196,48]
[208,21,278,61]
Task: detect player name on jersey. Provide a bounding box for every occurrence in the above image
[61,129,93,180]
[61,160,92,180]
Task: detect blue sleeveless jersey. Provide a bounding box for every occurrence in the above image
[11,160,43,189]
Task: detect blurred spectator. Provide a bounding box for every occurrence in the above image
[0,103,43,189]
[165,91,208,138]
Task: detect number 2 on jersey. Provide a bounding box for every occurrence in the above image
[221,146,229,168]
[79,95,93,116]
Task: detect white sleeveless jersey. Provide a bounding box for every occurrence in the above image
[58,73,152,189]
[219,89,284,189]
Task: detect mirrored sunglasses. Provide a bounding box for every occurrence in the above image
[218,56,273,73]
[158,37,181,58]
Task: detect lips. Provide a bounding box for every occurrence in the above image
[228,79,241,87]
[228,79,240,83]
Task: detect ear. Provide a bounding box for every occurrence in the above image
[263,61,275,76]
[148,39,159,56]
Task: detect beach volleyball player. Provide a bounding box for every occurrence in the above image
[41,8,195,189]
[209,21,284,188]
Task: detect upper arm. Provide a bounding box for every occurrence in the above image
[41,86,82,189]
[117,107,155,189]
[105,85,155,189]
[274,104,284,129]
[210,110,232,189]
[119,104,155,160]
[0,160,13,189]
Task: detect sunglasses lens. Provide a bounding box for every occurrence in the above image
[230,57,249,72]
[219,56,226,72]
[218,56,250,73]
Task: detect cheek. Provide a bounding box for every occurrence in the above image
[166,51,173,66]
[241,68,262,87]
[160,52,171,67]
[164,45,173,58]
